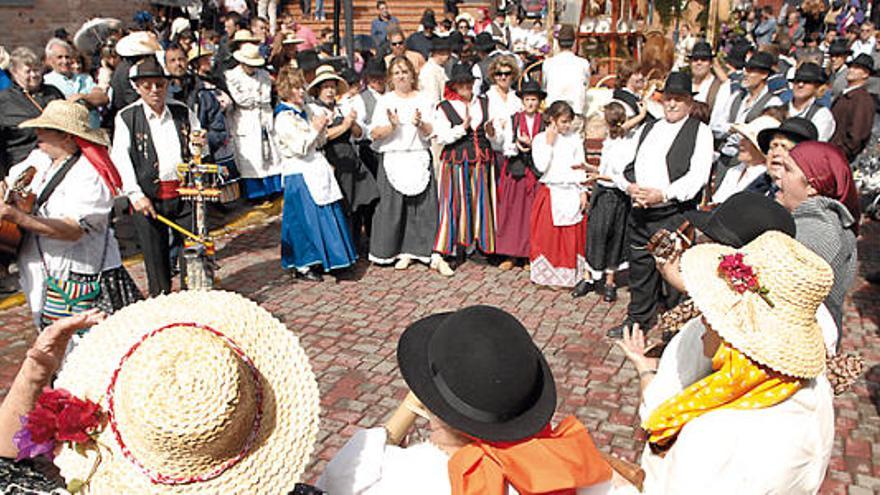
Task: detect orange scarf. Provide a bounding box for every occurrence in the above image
[644,341,803,447]
[447,416,612,495]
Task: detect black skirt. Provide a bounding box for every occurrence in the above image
[586,184,631,271]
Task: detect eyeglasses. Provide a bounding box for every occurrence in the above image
[391,41,404,47]
[139,80,168,90]
[495,71,513,77]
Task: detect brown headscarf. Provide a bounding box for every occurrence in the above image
[789,142,860,235]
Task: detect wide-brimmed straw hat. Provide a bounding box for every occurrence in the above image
[232,29,261,44]
[115,31,161,57]
[187,46,214,63]
[397,305,556,442]
[730,115,780,156]
[19,100,109,147]
[233,43,265,67]
[308,65,348,96]
[680,231,833,379]
[52,291,320,493]
[281,32,305,45]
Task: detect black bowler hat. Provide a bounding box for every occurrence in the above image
[448,31,465,51]
[684,192,796,248]
[790,62,827,84]
[661,71,696,96]
[726,41,752,69]
[848,53,876,75]
[475,32,496,52]
[756,116,819,154]
[397,306,556,442]
[363,57,386,79]
[296,49,322,73]
[130,57,169,80]
[827,39,852,57]
[516,79,547,99]
[448,62,476,84]
[421,10,437,29]
[689,41,714,60]
[744,51,775,72]
[430,36,452,53]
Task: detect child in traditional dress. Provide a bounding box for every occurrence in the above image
[432,62,499,275]
[496,79,546,270]
[529,101,589,288]
[274,66,358,282]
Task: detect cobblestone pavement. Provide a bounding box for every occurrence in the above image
[1,216,878,494]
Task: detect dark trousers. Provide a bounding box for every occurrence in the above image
[626,202,695,325]
[131,197,192,297]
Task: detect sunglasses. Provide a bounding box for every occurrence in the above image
[495,71,513,77]
[391,41,404,47]
[138,80,168,90]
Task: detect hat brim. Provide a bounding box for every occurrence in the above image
[789,75,826,84]
[682,209,742,247]
[52,291,320,493]
[234,52,266,67]
[516,88,547,99]
[308,74,349,96]
[756,127,811,154]
[847,61,876,76]
[19,115,110,147]
[397,312,557,443]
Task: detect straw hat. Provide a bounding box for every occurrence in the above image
[730,115,779,157]
[19,100,109,147]
[187,46,214,63]
[233,43,265,67]
[115,31,161,57]
[281,33,305,45]
[232,29,261,44]
[52,291,320,493]
[308,65,348,96]
[680,231,834,379]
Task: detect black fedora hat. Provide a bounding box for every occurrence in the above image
[430,36,452,53]
[790,62,827,84]
[756,116,819,154]
[474,32,495,52]
[848,53,876,75]
[827,39,852,57]
[362,56,386,79]
[726,41,752,69]
[295,49,321,73]
[660,71,696,96]
[448,62,476,84]
[516,78,547,99]
[689,41,714,60]
[744,51,775,72]
[397,306,556,442]
[684,192,796,248]
[130,57,169,80]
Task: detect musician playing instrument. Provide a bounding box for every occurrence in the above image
[0,100,138,328]
[318,306,629,495]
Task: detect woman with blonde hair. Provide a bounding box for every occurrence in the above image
[368,56,438,271]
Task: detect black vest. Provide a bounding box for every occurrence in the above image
[623,117,702,188]
[727,89,775,124]
[507,111,546,178]
[119,102,192,199]
[438,96,492,166]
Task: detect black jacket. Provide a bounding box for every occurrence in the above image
[0,83,65,176]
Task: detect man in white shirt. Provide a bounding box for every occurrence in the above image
[110,58,201,296]
[787,62,837,140]
[851,21,877,57]
[688,41,731,129]
[418,37,451,105]
[606,72,712,338]
[42,38,108,129]
[541,24,591,115]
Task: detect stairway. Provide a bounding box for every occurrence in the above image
[282,0,447,39]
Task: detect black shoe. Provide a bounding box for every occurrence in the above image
[295,270,324,282]
[603,284,618,303]
[606,317,637,339]
[570,278,599,298]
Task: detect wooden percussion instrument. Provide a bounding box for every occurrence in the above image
[0,167,37,255]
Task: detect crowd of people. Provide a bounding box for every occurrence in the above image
[0,0,875,492]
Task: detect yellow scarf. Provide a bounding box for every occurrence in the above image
[644,341,803,447]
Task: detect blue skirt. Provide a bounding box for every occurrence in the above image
[281,174,357,271]
[242,175,283,200]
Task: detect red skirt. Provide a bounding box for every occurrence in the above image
[529,184,587,287]
[495,155,538,258]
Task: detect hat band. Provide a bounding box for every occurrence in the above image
[431,364,543,424]
[106,322,264,486]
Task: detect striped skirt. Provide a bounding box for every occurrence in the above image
[434,158,496,256]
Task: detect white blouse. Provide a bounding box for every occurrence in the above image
[598,134,637,191]
[711,163,767,204]
[485,86,523,151]
[369,91,434,153]
[432,97,505,150]
[274,104,342,206]
[532,131,588,226]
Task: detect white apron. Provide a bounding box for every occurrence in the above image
[383,149,431,196]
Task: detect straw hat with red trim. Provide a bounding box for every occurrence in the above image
[52,291,320,493]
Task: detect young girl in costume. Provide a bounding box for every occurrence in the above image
[496,79,546,270]
[274,66,357,282]
[529,101,589,288]
[432,62,501,275]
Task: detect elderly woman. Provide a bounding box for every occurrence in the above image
[777,141,859,340]
[747,117,818,198]
[617,231,835,494]
[319,305,616,494]
[225,42,282,202]
[710,116,778,204]
[368,56,438,272]
[0,100,140,328]
[275,66,357,281]
[308,65,378,251]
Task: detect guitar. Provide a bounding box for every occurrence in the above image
[0,167,37,255]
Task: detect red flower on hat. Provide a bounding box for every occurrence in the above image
[718,253,774,307]
[14,387,105,461]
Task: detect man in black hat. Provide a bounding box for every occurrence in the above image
[787,62,836,141]
[471,32,499,95]
[689,41,728,115]
[419,37,452,105]
[606,72,713,338]
[827,39,852,99]
[542,24,590,115]
[406,10,438,60]
[723,39,752,94]
[110,58,201,296]
[715,51,782,163]
[831,53,877,162]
